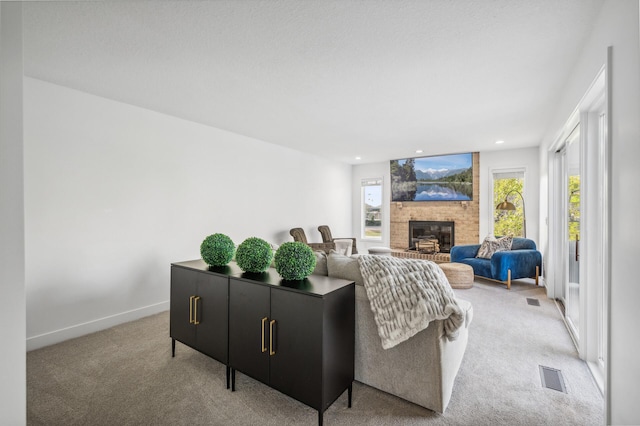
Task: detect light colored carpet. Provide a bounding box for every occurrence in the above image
[27,279,604,425]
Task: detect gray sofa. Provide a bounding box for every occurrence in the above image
[313,251,473,413]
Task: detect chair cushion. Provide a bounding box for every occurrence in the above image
[333,238,353,256]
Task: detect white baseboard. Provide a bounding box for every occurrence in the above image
[586,360,605,396]
[26,301,170,351]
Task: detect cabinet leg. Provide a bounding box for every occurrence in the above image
[226,366,230,390]
[318,410,323,426]
[231,368,236,392]
[348,383,352,408]
[171,338,175,358]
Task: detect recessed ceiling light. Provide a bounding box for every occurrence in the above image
[416,150,423,154]
[355,156,361,160]
[495,140,505,144]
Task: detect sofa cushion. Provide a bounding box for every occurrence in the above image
[476,235,513,259]
[311,250,328,276]
[457,257,493,279]
[327,250,364,286]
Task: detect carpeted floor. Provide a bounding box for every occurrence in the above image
[27,279,604,425]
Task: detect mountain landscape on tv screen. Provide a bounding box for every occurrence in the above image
[415,167,469,181]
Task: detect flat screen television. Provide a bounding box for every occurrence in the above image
[390,152,473,201]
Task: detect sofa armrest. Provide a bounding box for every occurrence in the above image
[450,244,480,262]
[490,249,542,281]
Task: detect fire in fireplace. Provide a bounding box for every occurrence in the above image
[408,221,455,253]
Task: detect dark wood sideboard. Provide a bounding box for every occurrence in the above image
[170,259,355,425]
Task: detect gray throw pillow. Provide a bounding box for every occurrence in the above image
[327,250,364,286]
[476,235,513,259]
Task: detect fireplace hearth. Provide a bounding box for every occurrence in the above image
[408,221,455,253]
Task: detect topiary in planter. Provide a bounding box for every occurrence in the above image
[236,237,273,273]
[200,233,235,267]
[274,242,317,280]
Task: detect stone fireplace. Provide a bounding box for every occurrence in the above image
[408,220,454,253]
[390,153,480,251]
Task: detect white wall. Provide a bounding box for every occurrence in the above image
[479,147,540,244]
[24,77,352,350]
[0,3,26,424]
[538,1,640,423]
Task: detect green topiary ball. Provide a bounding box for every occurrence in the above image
[274,242,317,280]
[200,233,235,267]
[236,237,274,273]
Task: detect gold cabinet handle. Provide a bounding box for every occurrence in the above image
[189,296,195,324]
[193,296,201,325]
[269,320,276,356]
[261,317,268,353]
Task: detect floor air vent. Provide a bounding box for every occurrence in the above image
[539,366,567,393]
[527,298,541,306]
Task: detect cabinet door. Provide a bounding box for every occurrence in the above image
[194,273,228,363]
[229,279,270,384]
[170,267,197,348]
[270,289,323,410]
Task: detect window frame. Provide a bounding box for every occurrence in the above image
[361,177,383,241]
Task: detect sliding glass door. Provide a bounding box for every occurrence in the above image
[563,129,581,340]
[550,66,608,393]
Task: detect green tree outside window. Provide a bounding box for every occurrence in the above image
[494,177,525,237]
[568,175,580,241]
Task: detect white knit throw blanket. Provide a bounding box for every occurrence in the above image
[357,255,465,349]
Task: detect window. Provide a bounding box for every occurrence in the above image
[361,178,382,240]
[493,170,525,237]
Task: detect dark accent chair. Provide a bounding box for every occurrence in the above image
[289,228,336,253]
[317,225,358,254]
[450,237,542,290]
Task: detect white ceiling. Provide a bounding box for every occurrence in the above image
[22,0,604,164]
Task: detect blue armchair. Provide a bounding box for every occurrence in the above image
[450,237,542,290]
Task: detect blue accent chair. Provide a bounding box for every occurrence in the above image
[450,237,542,290]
